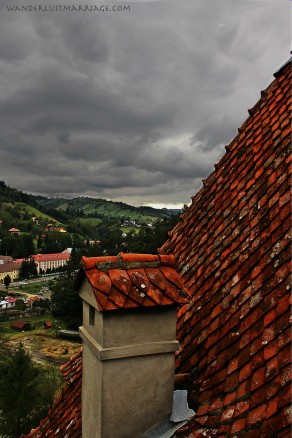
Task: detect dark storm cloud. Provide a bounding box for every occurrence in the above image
[0,0,290,206]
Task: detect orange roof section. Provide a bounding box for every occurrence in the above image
[80,252,190,311]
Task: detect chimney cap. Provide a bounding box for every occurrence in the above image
[76,253,190,312]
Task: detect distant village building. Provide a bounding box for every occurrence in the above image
[0,255,14,264]
[5,297,17,306]
[45,224,67,233]
[0,262,22,283]
[0,301,8,309]
[84,240,101,246]
[8,227,20,235]
[31,252,71,273]
[62,248,73,254]
[31,216,39,225]
[0,298,16,309]
[30,296,41,304]
[11,321,32,331]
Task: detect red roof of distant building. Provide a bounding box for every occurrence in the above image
[45,226,66,232]
[80,252,190,311]
[32,252,71,262]
[0,255,14,263]
[11,321,31,329]
[0,262,22,273]
[6,297,17,303]
[23,60,292,438]
[8,228,20,232]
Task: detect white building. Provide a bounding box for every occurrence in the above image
[31,252,71,273]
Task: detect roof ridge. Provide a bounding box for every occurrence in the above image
[273,56,292,78]
[83,253,176,271]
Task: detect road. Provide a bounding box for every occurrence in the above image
[0,274,62,295]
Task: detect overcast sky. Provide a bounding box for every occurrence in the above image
[0,0,290,208]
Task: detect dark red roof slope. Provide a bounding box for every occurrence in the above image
[160,59,291,437]
[22,350,82,438]
[0,262,22,273]
[11,321,31,329]
[80,252,190,311]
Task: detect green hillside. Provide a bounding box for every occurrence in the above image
[0,181,181,258]
[35,196,180,223]
[0,201,60,231]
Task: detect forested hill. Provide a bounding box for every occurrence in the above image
[34,195,180,222]
[0,180,39,206]
[0,181,181,225]
[0,181,182,259]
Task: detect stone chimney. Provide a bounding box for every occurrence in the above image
[77,252,190,438]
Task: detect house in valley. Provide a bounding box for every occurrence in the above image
[0,262,22,283]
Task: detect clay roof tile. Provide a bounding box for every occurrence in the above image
[79,252,189,311]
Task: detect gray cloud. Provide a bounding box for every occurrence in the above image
[0,0,289,206]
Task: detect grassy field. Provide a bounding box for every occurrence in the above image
[121,227,139,234]
[79,217,102,226]
[0,314,57,336]
[17,281,55,295]
[16,202,60,222]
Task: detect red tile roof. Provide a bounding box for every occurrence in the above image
[11,321,31,329]
[6,297,17,303]
[23,59,291,438]
[79,252,190,311]
[22,350,82,438]
[0,255,14,263]
[0,262,22,273]
[160,59,291,437]
[32,252,71,262]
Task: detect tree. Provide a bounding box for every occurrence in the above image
[19,259,37,279]
[21,234,35,257]
[14,299,26,311]
[51,271,82,330]
[0,343,50,438]
[0,236,24,259]
[3,275,11,290]
[124,214,181,254]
